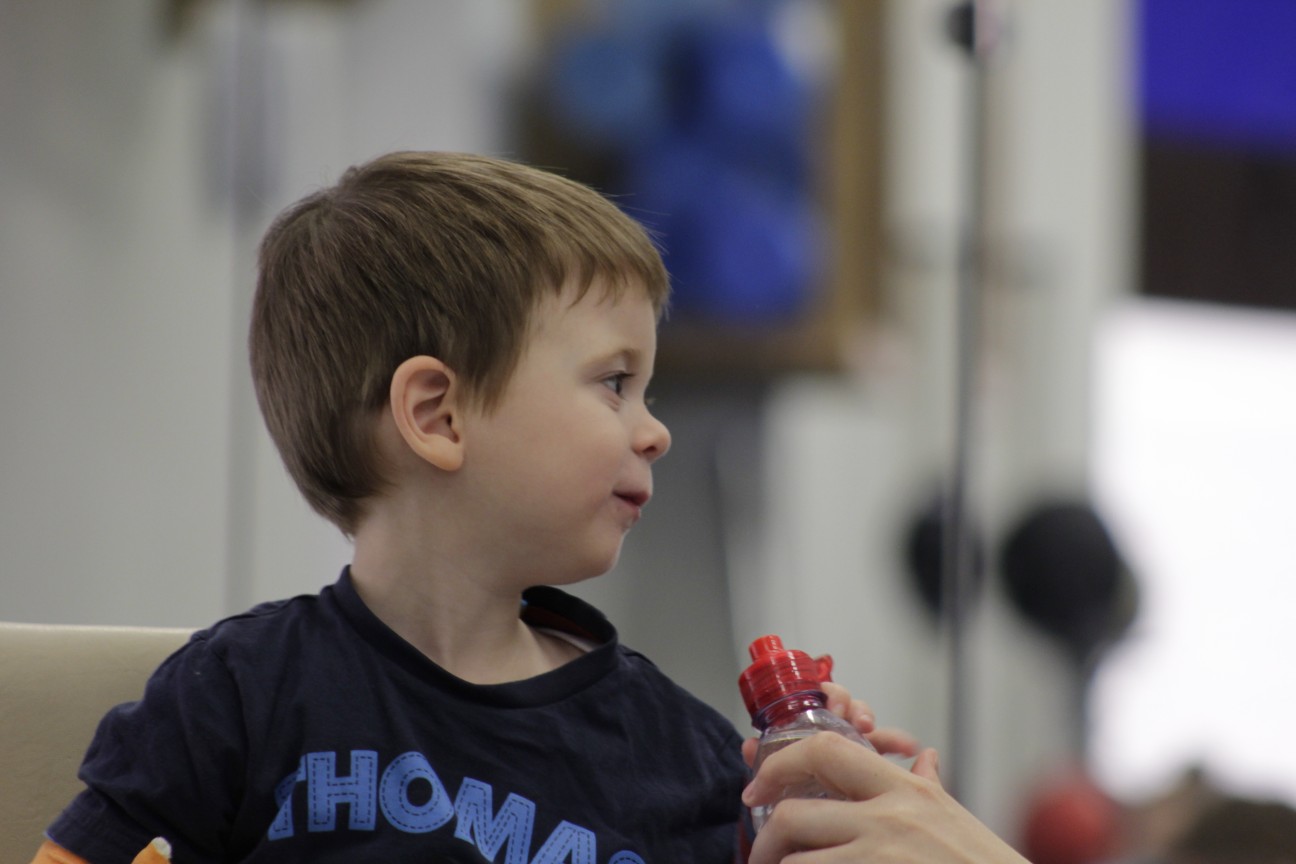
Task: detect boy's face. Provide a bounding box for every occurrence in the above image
[456,280,671,584]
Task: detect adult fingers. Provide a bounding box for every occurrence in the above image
[744,732,903,807]
[744,724,918,770]
[745,797,868,864]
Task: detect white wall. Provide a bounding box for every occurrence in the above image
[1,0,528,626]
[1,1,235,625]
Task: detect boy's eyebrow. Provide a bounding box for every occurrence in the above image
[589,347,643,368]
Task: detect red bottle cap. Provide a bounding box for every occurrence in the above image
[737,635,834,720]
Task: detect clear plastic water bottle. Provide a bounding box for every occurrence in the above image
[738,634,876,832]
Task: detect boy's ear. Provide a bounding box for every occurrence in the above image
[389,355,465,472]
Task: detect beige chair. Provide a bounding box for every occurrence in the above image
[0,621,193,862]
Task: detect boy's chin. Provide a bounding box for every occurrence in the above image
[544,548,624,587]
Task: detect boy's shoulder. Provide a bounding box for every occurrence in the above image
[205,590,321,633]
[182,581,344,671]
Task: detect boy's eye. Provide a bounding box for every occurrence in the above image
[603,372,630,396]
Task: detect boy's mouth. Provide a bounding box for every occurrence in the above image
[615,490,650,508]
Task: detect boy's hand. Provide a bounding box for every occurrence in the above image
[742,734,1030,864]
[740,681,920,768]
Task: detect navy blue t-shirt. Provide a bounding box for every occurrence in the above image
[47,570,747,863]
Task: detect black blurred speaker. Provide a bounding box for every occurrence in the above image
[903,493,986,620]
[998,500,1136,664]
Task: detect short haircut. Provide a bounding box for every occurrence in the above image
[249,151,670,534]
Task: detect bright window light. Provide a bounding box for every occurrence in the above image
[1088,297,1296,806]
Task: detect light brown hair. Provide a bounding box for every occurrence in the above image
[249,151,670,534]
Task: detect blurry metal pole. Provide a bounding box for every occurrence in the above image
[941,0,1001,805]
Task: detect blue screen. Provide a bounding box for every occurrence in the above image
[1139,0,1296,152]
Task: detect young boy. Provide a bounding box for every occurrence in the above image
[38,151,750,863]
[37,150,1036,864]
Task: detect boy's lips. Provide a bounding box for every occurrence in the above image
[615,490,650,508]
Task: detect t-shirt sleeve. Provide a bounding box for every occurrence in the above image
[45,636,247,864]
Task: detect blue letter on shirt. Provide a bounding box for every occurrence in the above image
[531,820,597,864]
[307,750,378,832]
[378,751,455,833]
[452,777,536,864]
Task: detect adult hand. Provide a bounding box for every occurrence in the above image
[743,733,1031,864]
[741,682,921,768]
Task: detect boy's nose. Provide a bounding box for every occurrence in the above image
[637,411,671,463]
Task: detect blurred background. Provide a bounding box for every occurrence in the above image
[3,1,1295,861]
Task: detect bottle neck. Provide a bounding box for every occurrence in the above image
[752,690,829,732]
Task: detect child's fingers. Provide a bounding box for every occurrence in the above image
[819,682,875,732]
[131,838,172,864]
[911,747,942,783]
[866,725,922,758]
[742,736,759,768]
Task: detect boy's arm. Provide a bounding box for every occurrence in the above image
[31,836,171,864]
[47,635,248,861]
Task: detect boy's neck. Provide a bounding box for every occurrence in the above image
[349,518,584,685]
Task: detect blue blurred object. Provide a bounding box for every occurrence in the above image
[673,12,813,186]
[544,0,825,325]
[688,172,820,322]
[624,136,818,322]
[548,29,670,147]
[1139,0,1296,152]
[620,137,718,309]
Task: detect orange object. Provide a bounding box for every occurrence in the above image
[31,837,172,864]
[1021,769,1121,864]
